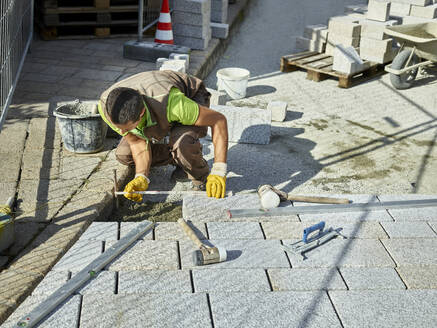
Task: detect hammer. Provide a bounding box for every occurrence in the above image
[177,218,227,266]
[257,184,350,209]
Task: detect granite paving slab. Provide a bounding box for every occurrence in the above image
[268,268,347,291]
[339,267,405,290]
[428,221,437,234]
[78,222,119,242]
[193,268,270,292]
[180,239,290,269]
[284,239,395,268]
[31,271,69,296]
[51,239,103,273]
[378,194,437,221]
[1,295,81,328]
[329,290,437,328]
[381,221,436,238]
[60,156,102,180]
[0,182,17,204]
[20,149,61,180]
[118,270,192,294]
[76,271,116,295]
[396,265,437,289]
[382,239,437,265]
[106,240,179,271]
[3,222,45,257]
[262,221,388,239]
[154,221,208,240]
[80,293,212,327]
[206,221,264,239]
[0,154,22,183]
[209,291,341,328]
[119,222,154,240]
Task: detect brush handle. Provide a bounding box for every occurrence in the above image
[177,218,204,249]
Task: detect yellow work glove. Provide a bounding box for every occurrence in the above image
[206,162,227,199]
[123,174,150,202]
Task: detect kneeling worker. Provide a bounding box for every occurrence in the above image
[98,70,228,201]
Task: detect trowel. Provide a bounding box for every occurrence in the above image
[282,221,346,260]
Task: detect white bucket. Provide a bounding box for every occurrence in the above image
[216,67,250,100]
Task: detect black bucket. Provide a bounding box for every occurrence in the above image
[54,100,108,154]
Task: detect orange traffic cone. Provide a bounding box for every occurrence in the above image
[155,0,174,44]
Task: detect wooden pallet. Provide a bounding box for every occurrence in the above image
[280,51,387,88]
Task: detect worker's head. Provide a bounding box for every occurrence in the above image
[106,87,145,133]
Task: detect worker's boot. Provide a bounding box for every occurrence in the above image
[170,166,189,182]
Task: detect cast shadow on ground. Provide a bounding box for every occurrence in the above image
[244,85,277,98]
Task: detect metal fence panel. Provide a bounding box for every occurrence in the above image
[0,0,33,132]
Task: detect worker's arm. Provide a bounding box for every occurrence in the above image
[193,105,228,163]
[123,133,151,202]
[194,105,228,198]
[125,132,152,176]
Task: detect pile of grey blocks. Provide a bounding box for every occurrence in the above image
[172,0,230,50]
[325,16,362,56]
[296,24,328,53]
[173,0,212,50]
[208,104,271,145]
[391,0,437,24]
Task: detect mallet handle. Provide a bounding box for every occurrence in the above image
[177,218,204,249]
[286,195,350,204]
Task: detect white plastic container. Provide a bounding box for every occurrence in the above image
[216,67,250,100]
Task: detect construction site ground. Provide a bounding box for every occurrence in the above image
[1,0,436,327]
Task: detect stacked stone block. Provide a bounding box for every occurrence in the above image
[389,0,437,24]
[211,0,228,23]
[173,0,212,50]
[332,45,370,74]
[296,24,328,53]
[325,17,362,56]
[359,0,397,64]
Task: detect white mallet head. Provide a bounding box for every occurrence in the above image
[257,185,281,209]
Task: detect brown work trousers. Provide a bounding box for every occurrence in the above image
[115,86,211,183]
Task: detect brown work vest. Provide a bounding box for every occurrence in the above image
[100,70,204,141]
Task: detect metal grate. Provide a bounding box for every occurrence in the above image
[0,0,34,132]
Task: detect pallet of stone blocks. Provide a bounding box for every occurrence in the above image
[35,0,158,39]
[280,51,386,88]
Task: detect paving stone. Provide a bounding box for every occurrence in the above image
[381,221,436,238]
[174,35,211,50]
[173,11,210,26]
[211,0,228,23]
[1,295,81,328]
[0,154,21,183]
[339,267,405,290]
[20,149,61,180]
[76,270,116,295]
[106,240,178,271]
[154,221,207,240]
[428,221,437,234]
[284,239,395,268]
[80,293,212,327]
[360,19,398,40]
[333,45,368,75]
[193,268,270,292]
[301,220,388,239]
[396,265,437,289]
[78,222,118,242]
[382,238,437,265]
[206,221,264,239]
[329,290,437,328]
[0,128,27,153]
[303,24,328,41]
[52,239,103,273]
[72,68,122,82]
[328,17,361,37]
[267,100,287,122]
[25,117,62,150]
[367,0,390,22]
[410,3,437,19]
[378,194,437,221]
[118,270,191,293]
[390,2,411,17]
[0,182,17,206]
[183,193,260,221]
[31,271,69,295]
[174,23,210,39]
[174,0,211,13]
[211,22,229,39]
[268,268,347,291]
[210,291,341,328]
[60,156,102,180]
[119,222,154,240]
[3,222,46,257]
[209,104,271,144]
[180,239,289,269]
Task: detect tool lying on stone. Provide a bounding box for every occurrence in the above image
[16,220,154,328]
[282,221,346,260]
[178,218,227,266]
[0,196,15,253]
[257,184,350,209]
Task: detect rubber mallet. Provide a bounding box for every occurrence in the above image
[177,218,227,266]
